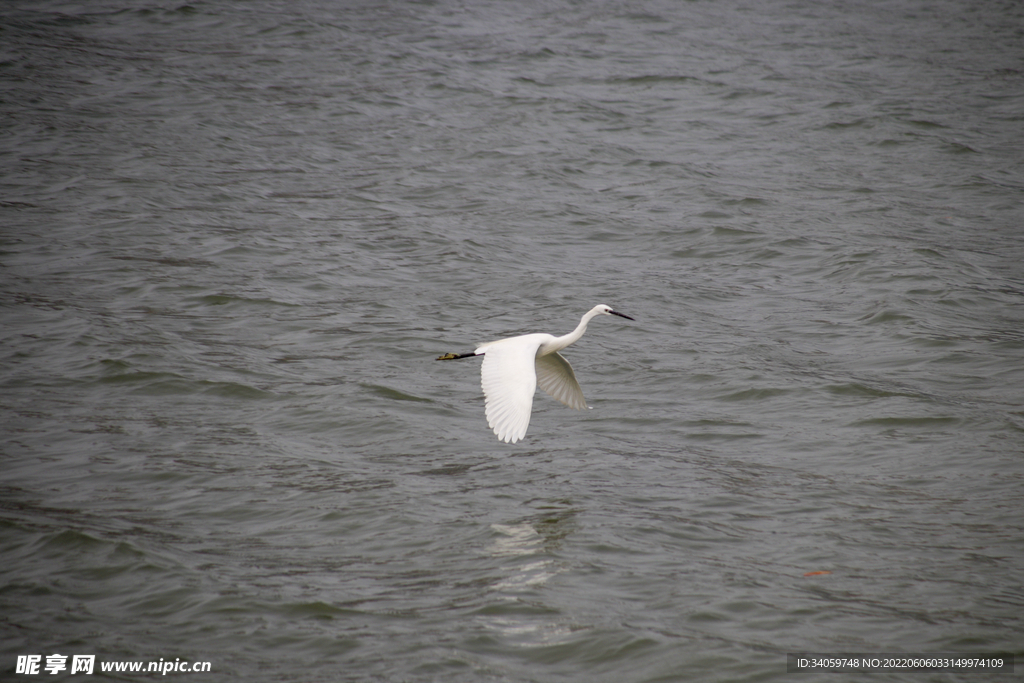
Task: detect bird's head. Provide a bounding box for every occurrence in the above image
[595,304,635,321]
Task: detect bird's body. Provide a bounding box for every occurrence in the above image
[437,304,634,443]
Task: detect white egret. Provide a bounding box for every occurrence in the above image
[436,304,634,443]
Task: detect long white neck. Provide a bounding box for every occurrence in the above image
[544,306,605,355]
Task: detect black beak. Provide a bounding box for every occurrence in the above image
[610,310,635,321]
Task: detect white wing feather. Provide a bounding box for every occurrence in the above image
[478,338,543,443]
[535,352,587,410]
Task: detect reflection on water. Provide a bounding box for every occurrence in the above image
[480,518,574,645]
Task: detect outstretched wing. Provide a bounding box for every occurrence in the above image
[479,339,542,443]
[536,352,587,410]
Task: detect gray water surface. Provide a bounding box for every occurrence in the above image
[2,0,1023,681]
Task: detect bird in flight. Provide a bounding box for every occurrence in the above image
[437,304,634,443]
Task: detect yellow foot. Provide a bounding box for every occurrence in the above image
[436,352,460,360]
